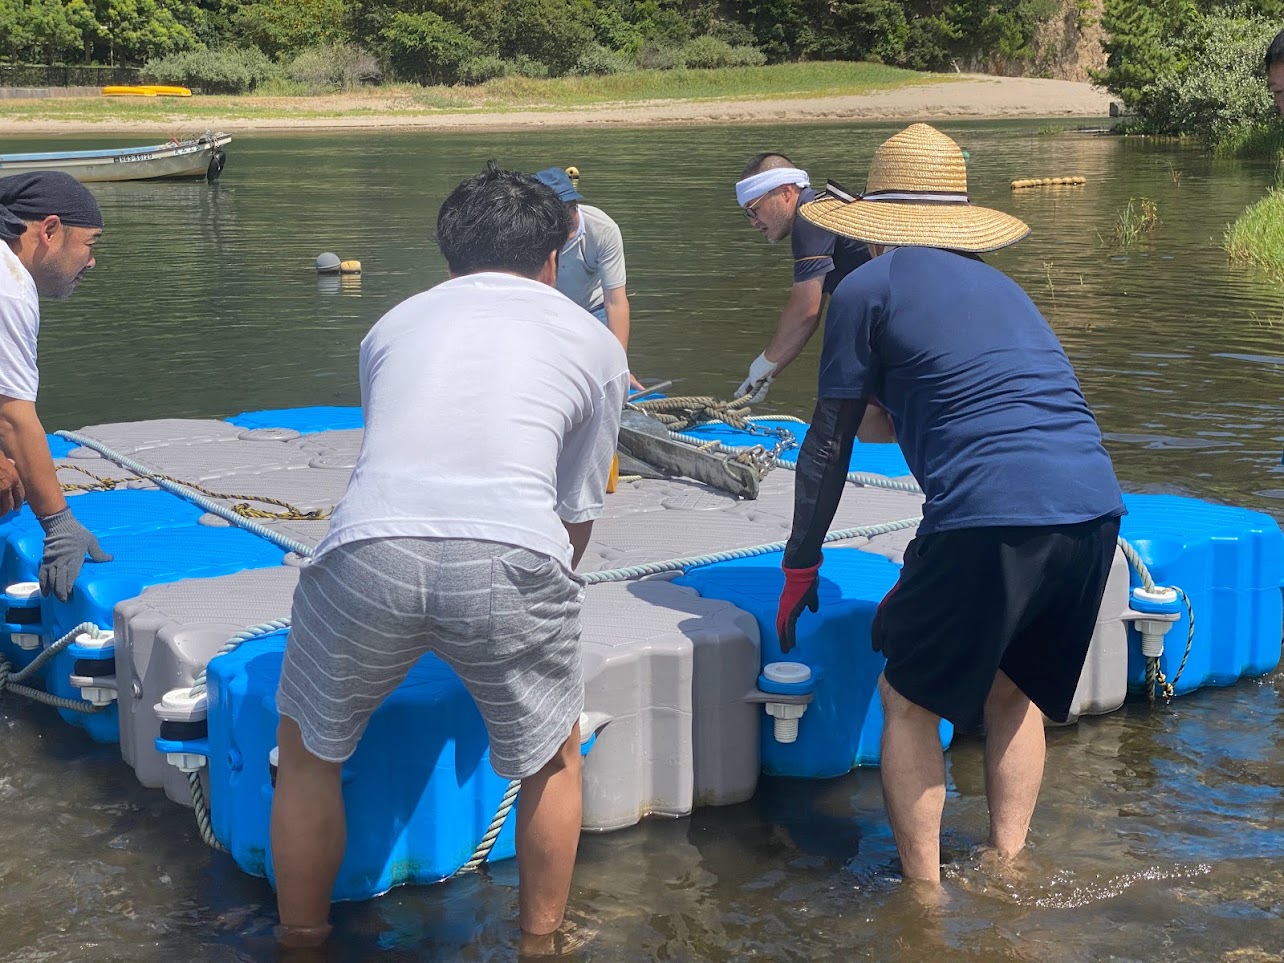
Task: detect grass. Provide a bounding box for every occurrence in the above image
[1225,188,1284,278]
[1103,197,1160,249]
[0,61,937,125]
[1215,121,1284,160]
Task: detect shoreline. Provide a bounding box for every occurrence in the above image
[0,76,1112,135]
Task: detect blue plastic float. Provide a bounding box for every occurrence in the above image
[199,628,608,899]
[1119,493,1284,696]
[0,489,285,742]
[677,548,953,773]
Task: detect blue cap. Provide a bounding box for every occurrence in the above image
[532,166,583,202]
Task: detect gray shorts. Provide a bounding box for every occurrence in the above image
[276,537,585,780]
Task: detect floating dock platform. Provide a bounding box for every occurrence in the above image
[0,405,1277,900]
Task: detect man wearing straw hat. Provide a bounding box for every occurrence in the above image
[775,123,1125,884]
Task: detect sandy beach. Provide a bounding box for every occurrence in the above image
[0,75,1112,134]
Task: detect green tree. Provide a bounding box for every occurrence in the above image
[1095,0,1200,108]
[379,9,479,84]
[231,0,348,59]
[498,0,595,74]
[92,0,201,64]
[23,0,84,63]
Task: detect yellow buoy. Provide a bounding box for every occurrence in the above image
[565,166,580,180]
[339,260,362,274]
[1010,176,1087,190]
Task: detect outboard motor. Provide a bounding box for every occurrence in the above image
[206,148,226,182]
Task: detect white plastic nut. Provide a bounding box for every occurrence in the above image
[74,631,113,650]
[154,688,208,722]
[763,661,812,686]
[1132,586,1179,606]
[1131,587,1179,658]
[6,582,42,650]
[166,752,207,773]
[1138,621,1170,658]
[766,701,808,743]
[79,686,117,707]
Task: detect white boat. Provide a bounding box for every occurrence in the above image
[0,131,230,183]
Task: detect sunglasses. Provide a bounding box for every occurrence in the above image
[742,189,779,220]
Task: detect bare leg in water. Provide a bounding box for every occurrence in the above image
[982,670,1045,860]
[271,715,344,948]
[878,673,947,884]
[516,722,586,957]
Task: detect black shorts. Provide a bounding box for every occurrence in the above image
[871,513,1121,728]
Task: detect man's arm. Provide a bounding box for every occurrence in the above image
[0,395,111,600]
[764,276,825,375]
[601,287,642,390]
[737,277,824,400]
[775,397,867,651]
[857,398,897,444]
[562,520,593,569]
[0,396,65,518]
[784,398,867,569]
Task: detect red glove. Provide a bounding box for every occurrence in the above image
[776,559,821,653]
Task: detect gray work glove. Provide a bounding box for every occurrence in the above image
[38,508,112,602]
[736,351,777,404]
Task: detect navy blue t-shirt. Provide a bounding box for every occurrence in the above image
[791,187,870,295]
[818,247,1124,534]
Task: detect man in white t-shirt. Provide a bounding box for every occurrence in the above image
[532,166,641,390]
[0,172,110,601]
[271,162,628,956]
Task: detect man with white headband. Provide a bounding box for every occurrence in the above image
[734,152,871,406]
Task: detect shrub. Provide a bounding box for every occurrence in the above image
[456,55,509,85]
[507,54,550,78]
[1133,12,1278,149]
[142,46,281,94]
[637,45,681,70]
[287,43,380,92]
[675,36,767,69]
[571,43,635,76]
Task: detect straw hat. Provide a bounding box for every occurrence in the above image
[799,123,1029,253]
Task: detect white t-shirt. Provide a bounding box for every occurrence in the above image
[555,204,626,313]
[0,242,40,402]
[315,272,630,569]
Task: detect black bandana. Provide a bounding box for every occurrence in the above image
[0,171,104,241]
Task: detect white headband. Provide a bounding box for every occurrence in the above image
[735,167,809,207]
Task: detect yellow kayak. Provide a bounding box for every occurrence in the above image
[101,85,193,98]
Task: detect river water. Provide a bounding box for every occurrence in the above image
[0,121,1281,961]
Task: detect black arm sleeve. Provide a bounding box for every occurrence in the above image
[783,397,867,568]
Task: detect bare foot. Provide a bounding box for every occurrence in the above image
[974,844,1031,887]
[518,918,598,958]
[274,922,333,951]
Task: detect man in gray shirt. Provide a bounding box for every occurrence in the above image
[534,167,641,389]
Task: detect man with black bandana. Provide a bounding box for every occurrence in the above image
[0,171,111,601]
[776,125,1124,886]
